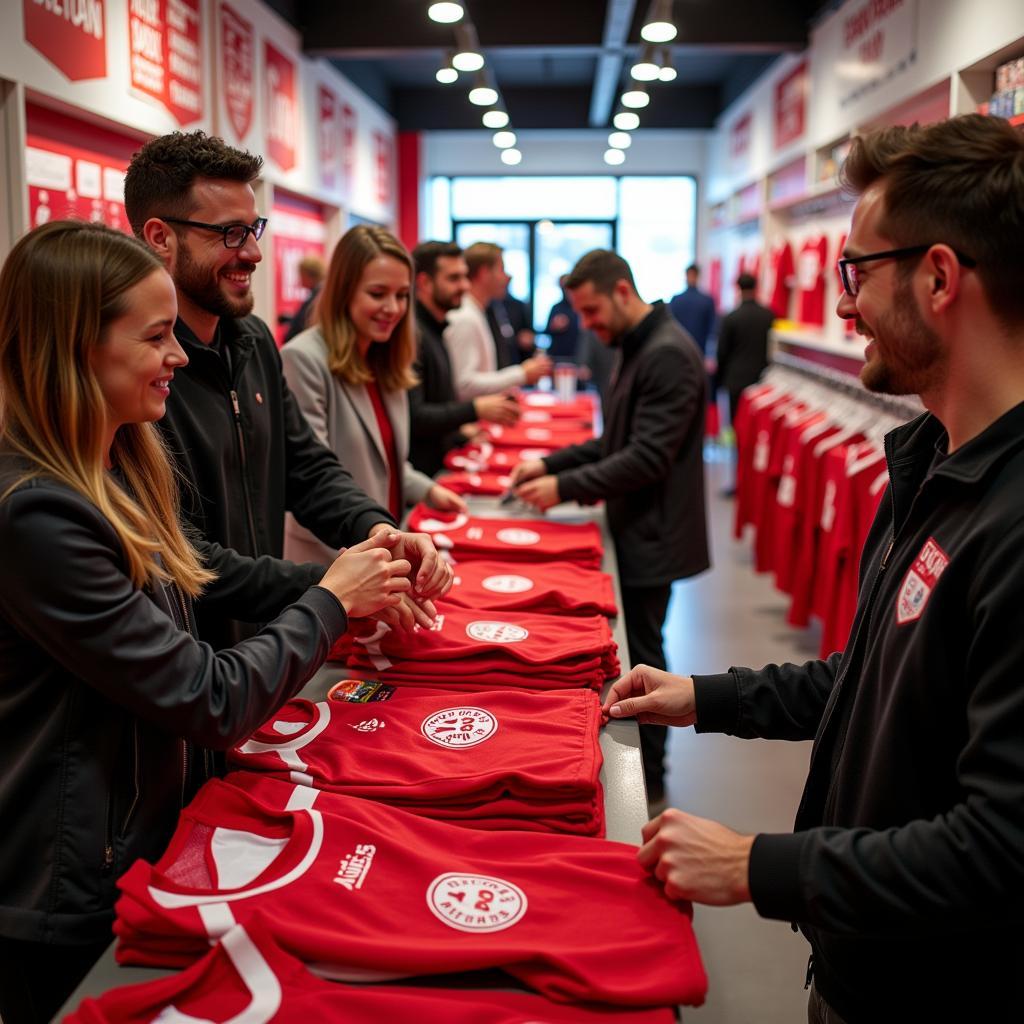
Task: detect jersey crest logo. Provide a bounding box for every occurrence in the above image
[481,574,535,594]
[466,620,528,643]
[426,873,527,932]
[495,527,540,546]
[421,707,498,748]
[896,536,950,625]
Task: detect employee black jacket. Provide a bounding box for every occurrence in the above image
[543,303,709,587]
[158,314,394,649]
[0,459,347,946]
[715,297,773,395]
[409,301,477,477]
[693,402,1024,1019]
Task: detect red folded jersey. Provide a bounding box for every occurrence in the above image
[444,561,617,616]
[483,423,595,448]
[518,407,593,428]
[227,690,602,834]
[407,505,604,568]
[340,665,609,693]
[114,777,708,1008]
[444,442,554,473]
[520,393,597,418]
[437,471,515,496]
[71,917,678,1023]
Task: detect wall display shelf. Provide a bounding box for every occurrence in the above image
[771,328,866,376]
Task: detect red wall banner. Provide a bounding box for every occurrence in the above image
[23,0,107,82]
[373,130,392,207]
[272,192,327,344]
[128,0,203,126]
[317,84,341,192]
[264,41,298,172]
[221,2,254,139]
[774,61,807,150]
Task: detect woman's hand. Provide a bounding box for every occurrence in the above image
[427,483,468,514]
[319,531,412,618]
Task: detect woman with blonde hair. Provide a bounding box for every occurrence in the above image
[281,224,465,565]
[0,220,411,1023]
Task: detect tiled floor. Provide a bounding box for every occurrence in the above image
[663,450,817,1022]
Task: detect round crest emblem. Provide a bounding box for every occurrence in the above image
[421,707,498,748]
[466,620,529,643]
[495,527,541,546]
[426,873,528,933]
[481,574,535,594]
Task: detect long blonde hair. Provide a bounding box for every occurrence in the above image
[0,220,214,597]
[317,224,417,392]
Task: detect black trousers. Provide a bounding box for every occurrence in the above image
[0,935,109,1024]
[620,582,673,793]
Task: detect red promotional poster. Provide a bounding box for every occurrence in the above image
[272,193,327,344]
[342,102,357,196]
[25,105,138,235]
[730,112,752,162]
[264,41,298,171]
[220,2,253,139]
[23,0,107,81]
[317,84,341,191]
[373,129,392,206]
[774,61,807,150]
[128,0,203,126]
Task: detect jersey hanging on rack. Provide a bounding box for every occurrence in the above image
[69,917,679,1023]
[766,241,795,318]
[114,776,708,1008]
[444,560,618,617]
[796,235,829,326]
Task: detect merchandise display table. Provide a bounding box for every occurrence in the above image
[56,499,647,1021]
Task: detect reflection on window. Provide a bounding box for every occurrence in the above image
[454,223,531,302]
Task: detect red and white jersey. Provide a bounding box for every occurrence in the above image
[444,560,618,616]
[517,407,594,428]
[71,917,680,1023]
[407,505,604,569]
[766,241,795,318]
[228,690,601,807]
[437,471,515,496]
[796,235,828,326]
[483,422,595,448]
[444,442,554,474]
[114,777,708,1008]
[520,392,597,419]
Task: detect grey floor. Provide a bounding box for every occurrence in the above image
[665,449,817,1023]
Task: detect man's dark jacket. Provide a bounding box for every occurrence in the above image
[0,458,346,945]
[543,302,709,587]
[158,314,393,649]
[409,301,477,477]
[693,402,1024,1020]
[716,297,774,395]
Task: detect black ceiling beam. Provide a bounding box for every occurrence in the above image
[628,0,812,48]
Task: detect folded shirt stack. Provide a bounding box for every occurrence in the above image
[444,441,554,473]
[227,689,604,836]
[70,916,682,1023]
[114,776,707,1009]
[520,392,598,419]
[436,470,514,496]
[444,559,618,617]
[407,504,604,569]
[330,606,620,691]
[482,421,595,449]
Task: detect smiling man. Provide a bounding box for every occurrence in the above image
[124,132,451,650]
[603,114,1024,1021]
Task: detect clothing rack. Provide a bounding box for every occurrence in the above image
[770,350,924,423]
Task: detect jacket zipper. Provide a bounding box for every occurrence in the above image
[103,790,115,870]
[120,720,142,836]
[172,582,192,808]
[229,388,260,555]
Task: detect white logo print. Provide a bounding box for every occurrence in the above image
[481,574,535,594]
[466,621,528,643]
[426,873,527,933]
[349,718,386,733]
[421,707,498,748]
[334,844,376,890]
[495,527,540,546]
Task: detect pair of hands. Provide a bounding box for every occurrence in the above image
[604,664,754,907]
[508,458,560,511]
[474,391,521,427]
[322,525,454,631]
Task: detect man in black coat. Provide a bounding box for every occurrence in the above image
[409,241,520,477]
[715,272,774,426]
[511,249,710,803]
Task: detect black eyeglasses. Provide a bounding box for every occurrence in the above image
[160,216,268,249]
[838,244,977,297]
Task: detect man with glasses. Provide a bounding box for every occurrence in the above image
[124,132,451,651]
[603,114,1024,1020]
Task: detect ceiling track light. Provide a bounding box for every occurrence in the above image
[482,108,510,128]
[500,148,522,166]
[658,47,677,81]
[613,110,640,131]
[608,131,632,149]
[435,51,458,84]
[604,148,626,166]
[452,23,484,72]
[427,2,464,23]
[469,71,498,106]
[631,43,660,82]
[621,84,650,109]
[493,130,517,148]
[641,0,677,43]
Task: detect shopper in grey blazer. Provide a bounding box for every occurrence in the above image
[281,226,465,567]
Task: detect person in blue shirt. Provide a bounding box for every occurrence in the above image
[668,263,716,356]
